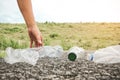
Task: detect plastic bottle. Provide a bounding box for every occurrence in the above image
[4,45,64,65]
[87,53,94,61]
[38,45,64,58]
[67,46,85,61]
[4,47,39,65]
[87,45,120,63]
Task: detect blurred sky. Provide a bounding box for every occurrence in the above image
[0,0,120,23]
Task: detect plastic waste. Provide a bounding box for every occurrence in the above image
[4,45,63,65]
[67,46,85,61]
[4,47,39,65]
[87,54,94,61]
[87,45,120,64]
[37,45,64,58]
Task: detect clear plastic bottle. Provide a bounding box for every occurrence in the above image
[38,45,64,58]
[67,46,85,61]
[4,45,64,65]
[4,47,39,65]
[87,45,120,63]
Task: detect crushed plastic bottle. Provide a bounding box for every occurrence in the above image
[67,46,85,61]
[87,45,120,64]
[4,47,39,65]
[37,45,64,58]
[4,45,64,65]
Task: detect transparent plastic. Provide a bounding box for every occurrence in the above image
[38,46,63,58]
[89,45,120,63]
[4,45,63,65]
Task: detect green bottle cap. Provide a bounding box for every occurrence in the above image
[68,52,77,61]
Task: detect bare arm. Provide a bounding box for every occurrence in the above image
[17,0,43,47]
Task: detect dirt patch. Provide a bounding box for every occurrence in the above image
[0,55,120,80]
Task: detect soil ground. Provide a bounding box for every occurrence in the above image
[0,51,120,80]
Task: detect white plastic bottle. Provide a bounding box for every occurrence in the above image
[67,46,85,61]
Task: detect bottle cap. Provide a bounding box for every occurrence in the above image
[68,52,77,61]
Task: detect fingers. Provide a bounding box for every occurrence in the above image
[30,40,33,48]
[30,36,43,48]
[38,40,43,46]
[34,35,43,47]
[36,35,43,47]
[34,42,42,47]
[28,28,43,48]
[35,39,43,47]
[39,36,43,46]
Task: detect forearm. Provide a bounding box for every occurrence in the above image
[17,0,43,47]
[17,0,36,27]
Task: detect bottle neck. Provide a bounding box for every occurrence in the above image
[68,52,77,61]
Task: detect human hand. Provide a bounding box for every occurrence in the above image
[17,0,43,47]
[28,26,43,48]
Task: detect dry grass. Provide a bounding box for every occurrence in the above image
[0,22,120,51]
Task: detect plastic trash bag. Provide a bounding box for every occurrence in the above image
[88,45,120,64]
[4,45,63,65]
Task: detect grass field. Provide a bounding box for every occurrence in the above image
[0,22,120,53]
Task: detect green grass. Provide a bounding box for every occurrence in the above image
[0,50,6,58]
[0,22,120,53]
[0,35,28,50]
